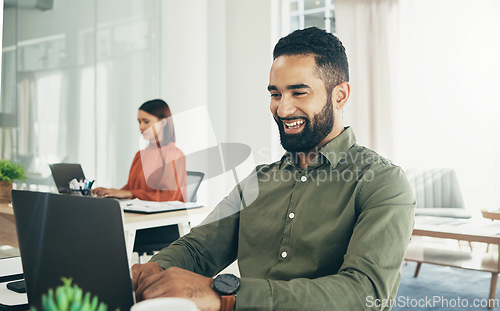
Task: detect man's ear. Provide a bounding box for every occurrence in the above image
[333,82,350,110]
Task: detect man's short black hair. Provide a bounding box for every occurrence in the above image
[273,27,349,94]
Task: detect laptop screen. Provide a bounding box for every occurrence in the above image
[12,190,135,311]
[49,163,86,194]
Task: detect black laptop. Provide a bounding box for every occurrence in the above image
[48,163,86,194]
[11,190,135,311]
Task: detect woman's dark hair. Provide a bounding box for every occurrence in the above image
[139,99,176,144]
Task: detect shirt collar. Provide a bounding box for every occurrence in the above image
[280,127,357,169]
[317,127,357,168]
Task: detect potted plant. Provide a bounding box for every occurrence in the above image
[0,159,27,203]
[35,277,111,311]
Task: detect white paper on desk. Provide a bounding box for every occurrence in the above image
[119,199,202,213]
[0,257,23,278]
[0,282,28,306]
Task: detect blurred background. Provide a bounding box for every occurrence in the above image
[1,0,499,211]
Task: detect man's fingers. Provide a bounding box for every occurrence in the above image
[134,262,165,300]
[135,270,165,301]
[132,267,221,310]
[131,264,143,289]
[132,262,163,291]
[139,277,172,300]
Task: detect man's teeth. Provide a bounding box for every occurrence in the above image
[284,120,305,128]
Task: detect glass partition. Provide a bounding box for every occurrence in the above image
[1,0,161,190]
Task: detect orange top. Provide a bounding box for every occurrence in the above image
[122,142,186,202]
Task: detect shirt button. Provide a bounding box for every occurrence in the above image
[281,251,288,258]
[300,176,307,182]
[289,212,295,219]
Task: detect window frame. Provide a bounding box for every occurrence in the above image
[283,0,335,34]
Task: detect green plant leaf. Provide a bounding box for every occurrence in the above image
[82,292,91,311]
[0,159,27,182]
[56,286,69,311]
[39,278,109,311]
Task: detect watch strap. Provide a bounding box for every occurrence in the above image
[220,294,236,311]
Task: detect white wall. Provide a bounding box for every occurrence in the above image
[393,0,500,212]
[0,0,4,90]
[161,0,279,162]
[159,0,281,205]
[160,1,208,115]
[225,0,278,164]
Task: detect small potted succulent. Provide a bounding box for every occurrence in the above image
[35,278,111,311]
[0,159,27,203]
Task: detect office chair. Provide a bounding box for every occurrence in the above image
[185,171,204,202]
[133,171,205,259]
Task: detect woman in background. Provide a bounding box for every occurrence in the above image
[93,99,187,254]
[92,99,186,202]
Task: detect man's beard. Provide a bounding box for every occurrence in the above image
[274,98,334,152]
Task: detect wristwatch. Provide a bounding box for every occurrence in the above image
[213,274,240,311]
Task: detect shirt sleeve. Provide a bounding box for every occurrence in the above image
[150,181,244,275]
[234,165,415,311]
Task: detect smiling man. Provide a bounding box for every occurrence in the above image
[132,27,415,311]
[268,49,348,169]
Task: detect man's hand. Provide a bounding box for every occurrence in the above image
[131,262,164,290]
[133,265,221,311]
[91,187,132,198]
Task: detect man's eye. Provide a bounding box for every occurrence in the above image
[294,92,306,96]
[270,93,281,98]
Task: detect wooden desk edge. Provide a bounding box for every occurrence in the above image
[0,203,13,215]
[412,228,500,244]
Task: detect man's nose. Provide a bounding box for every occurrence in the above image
[277,97,296,118]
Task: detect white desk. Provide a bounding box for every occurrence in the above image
[0,256,27,309]
[0,202,213,261]
[122,206,212,262]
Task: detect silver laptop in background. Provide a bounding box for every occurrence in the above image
[11,190,135,311]
[48,163,86,194]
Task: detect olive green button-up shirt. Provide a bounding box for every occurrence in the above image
[151,127,416,310]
